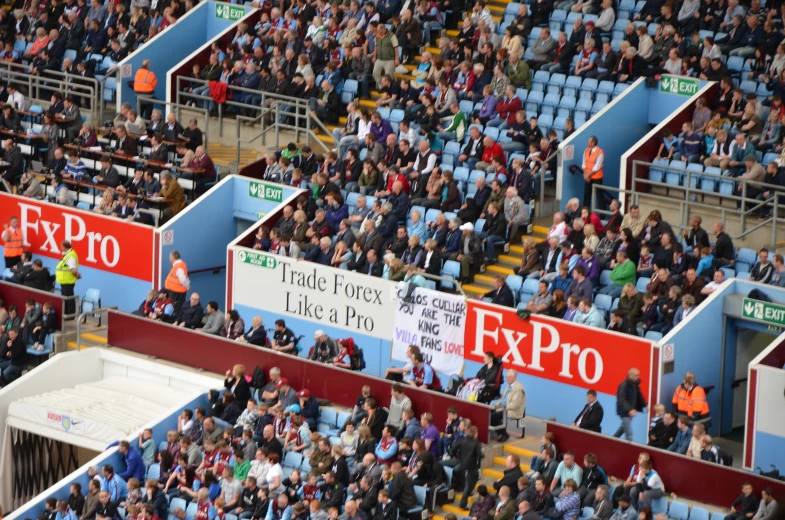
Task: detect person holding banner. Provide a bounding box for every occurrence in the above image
[490,370,527,442]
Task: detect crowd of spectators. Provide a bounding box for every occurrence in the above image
[494,198,778,337]
[0,294,57,384]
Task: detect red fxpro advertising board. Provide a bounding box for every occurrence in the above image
[0,192,154,281]
[464,300,653,395]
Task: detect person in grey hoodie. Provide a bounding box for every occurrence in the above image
[198,301,225,335]
[387,383,412,430]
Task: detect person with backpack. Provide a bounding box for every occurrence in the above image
[700,435,733,466]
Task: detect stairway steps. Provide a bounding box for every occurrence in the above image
[504,445,539,458]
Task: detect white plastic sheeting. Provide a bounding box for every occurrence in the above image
[6,376,195,451]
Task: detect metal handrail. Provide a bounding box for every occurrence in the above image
[176,76,338,154]
[75,306,118,350]
[0,61,101,121]
[591,168,785,245]
[134,95,211,149]
[99,67,119,124]
[418,271,467,297]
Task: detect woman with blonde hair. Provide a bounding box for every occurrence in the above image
[94,189,117,215]
[224,363,251,408]
[292,209,309,247]
[583,223,599,251]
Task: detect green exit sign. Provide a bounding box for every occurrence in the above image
[214,3,245,21]
[659,75,699,97]
[238,250,278,268]
[742,298,785,327]
[248,181,283,202]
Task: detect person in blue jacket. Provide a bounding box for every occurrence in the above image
[667,415,693,454]
[118,440,145,482]
[298,389,320,431]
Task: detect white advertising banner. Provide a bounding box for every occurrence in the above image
[391,283,466,374]
[232,248,396,339]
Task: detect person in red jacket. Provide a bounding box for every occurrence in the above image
[487,86,523,129]
[477,136,506,172]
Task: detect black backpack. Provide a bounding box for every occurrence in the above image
[250,366,267,389]
[351,346,366,371]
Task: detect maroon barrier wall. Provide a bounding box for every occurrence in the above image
[761,340,785,369]
[546,422,785,505]
[107,311,493,441]
[0,280,64,329]
[168,10,263,104]
[239,157,268,181]
[623,84,719,202]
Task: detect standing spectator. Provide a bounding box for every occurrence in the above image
[613,368,647,441]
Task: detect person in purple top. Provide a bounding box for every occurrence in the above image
[370,112,393,144]
[575,247,600,285]
[420,413,441,458]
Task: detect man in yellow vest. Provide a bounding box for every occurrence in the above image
[582,136,605,209]
[165,250,190,321]
[2,216,24,269]
[133,59,158,120]
[56,240,80,316]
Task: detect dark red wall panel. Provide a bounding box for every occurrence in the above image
[546,421,785,504]
[0,280,65,329]
[107,311,492,441]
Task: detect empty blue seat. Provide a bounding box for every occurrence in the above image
[740,80,758,95]
[691,507,710,520]
[649,158,668,183]
[667,501,689,520]
[549,73,567,87]
[595,294,612,313]
[453,167,470,183]
[645,331,663,341]
[598,80,615,94]
[506,275,524,293]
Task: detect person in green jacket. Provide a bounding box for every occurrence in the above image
[600,250,636,297]
[506,51,531,90]
[436,101,467,142]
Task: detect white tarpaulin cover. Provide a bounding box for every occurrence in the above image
[6,376,194,451]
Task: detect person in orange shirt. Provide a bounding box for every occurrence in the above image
[2,216,24,269]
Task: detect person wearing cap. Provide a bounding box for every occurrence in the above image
[298,389,320,431]
[310,330,339,363]
[273,378,298,413]
[449,222,483,284]
[611,494,638,520]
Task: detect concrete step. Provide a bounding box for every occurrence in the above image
[442,504,471,516]
[492,456,531,473]
[482,468,504,479]
[503,445,539,459]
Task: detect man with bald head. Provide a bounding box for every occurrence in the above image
[490,369,527,442]
[175,292,204,329]
[260,424,283,459]
[613,368,646,441]
[190,145,217,190]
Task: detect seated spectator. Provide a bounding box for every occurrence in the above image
[574,298,605,328]
[701,269,725,296]
[648,409,678,449]
[223,309,245,340]
[726,482,759,520]
[174,293,204,329]
[310,330,339,363]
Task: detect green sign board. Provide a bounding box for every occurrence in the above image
[742,298,785,327]
[248,181,283,203]
[659,75,699,97]
[214,3,245,21]
[238,250,277,268]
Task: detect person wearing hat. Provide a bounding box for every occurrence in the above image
[449,222,484,284]
[310,330,339,363]
[273,378,298,413]
[298,389,320,431]
[612,494,638,520]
